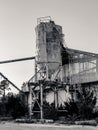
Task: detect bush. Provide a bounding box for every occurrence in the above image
[43,102,58,120]
[0,94,28,119]
[33,101,58,120]
[64,87,97,120]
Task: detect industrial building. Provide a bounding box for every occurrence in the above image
[22,17,98,119]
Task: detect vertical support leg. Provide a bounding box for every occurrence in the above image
[35,59,37,83]
[46,63,49,80]
[28,85,32,120]
[40,83,43,120]
[54,87,58,109]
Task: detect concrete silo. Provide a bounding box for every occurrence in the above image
[35,17,63,80]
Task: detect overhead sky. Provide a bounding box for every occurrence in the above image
[0,0,98,92]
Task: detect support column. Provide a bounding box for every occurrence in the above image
[40,83,43,120]
[46,63,49,80]
[28,85,32,120]
[54,86,58,109]
[35,59,37,83]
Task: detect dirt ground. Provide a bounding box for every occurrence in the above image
[0,122,98,130]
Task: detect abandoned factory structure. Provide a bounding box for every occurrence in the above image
[22,17,98,118]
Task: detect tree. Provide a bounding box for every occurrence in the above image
[64,87,96,120]
[77,87,96,119]
[0,94,28,118]
[6,94,28,118]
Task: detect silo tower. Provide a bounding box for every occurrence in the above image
[35,17,63,81]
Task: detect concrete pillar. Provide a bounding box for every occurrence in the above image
[54,87,58,109]
[28,85,32,120]
[40,83,43,120]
